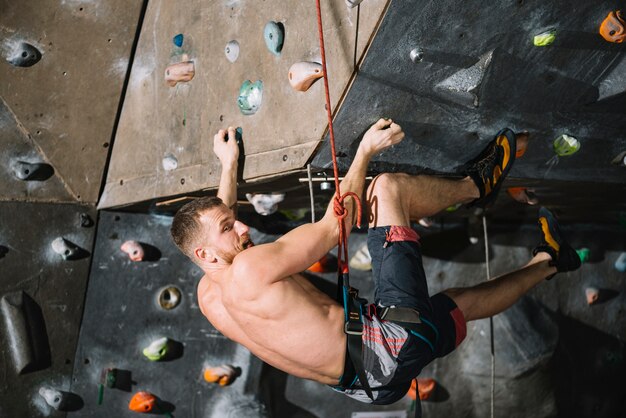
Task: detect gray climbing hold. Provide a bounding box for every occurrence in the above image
[162,155,178,171]
[409,47,424,63]
[434,50,494,108]
[237,80,263,115]
[11,160,53,181]
[245,193,285,216]
[1,291,50,374]
[264,21,284,56]
[6,42,42,67]
[345,0,365,8]
[39,387,67,410]
[51,237,80,260]
[225,40,240,63]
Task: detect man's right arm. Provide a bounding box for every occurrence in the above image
[214,127,240,212]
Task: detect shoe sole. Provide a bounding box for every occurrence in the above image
[538,207,562,252]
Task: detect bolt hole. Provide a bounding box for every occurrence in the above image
[54,397,60,403]
[119,179,124,185]
[282,155,288,161]
[65,359,71,364]
[459,33,465,38]
[64,250,70,255]
[36,130,41,135]
[114,215,121,221]
[158,286,181,310]
[289,73,293,80]
[180,178,185,184]
[269,33,273,39]
[132,250,138,255]
[79,7,83,11]
[107,39,112,43]
[610,30,616,36]
[103,142,109,148]
[163,291,171,301]
[21,51,28,58]
[24,169,30,175]
[84,358,90,364]
[63,71,67,76]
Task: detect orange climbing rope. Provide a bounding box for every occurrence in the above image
[314,0,362,275]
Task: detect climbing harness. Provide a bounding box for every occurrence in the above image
[482,216,495,418]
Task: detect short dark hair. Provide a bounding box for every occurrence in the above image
[170,196,225,259]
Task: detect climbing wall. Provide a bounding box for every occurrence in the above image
[98,0,389,209]
[0,0,145,204]
[0,202,96,418]
[312,0,626,223]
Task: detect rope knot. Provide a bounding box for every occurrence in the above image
[333,192,362,226]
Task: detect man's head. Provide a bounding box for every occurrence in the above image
[170,196,254,269]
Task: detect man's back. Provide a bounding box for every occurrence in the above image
[198,268,347,385]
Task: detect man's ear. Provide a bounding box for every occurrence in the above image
[194,247,216,263]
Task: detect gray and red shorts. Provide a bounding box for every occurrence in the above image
[331,225,467,404]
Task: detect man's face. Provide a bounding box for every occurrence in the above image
[198,205,254,264]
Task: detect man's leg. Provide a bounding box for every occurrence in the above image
[443,252,555,321]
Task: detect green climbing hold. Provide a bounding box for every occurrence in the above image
[237,80,263,115]
[264,21,284,56]
[446,203,462,212]
[142,337,170,361]
[576,248,590,263]
[534,29,556,46]
[553,134,580,157]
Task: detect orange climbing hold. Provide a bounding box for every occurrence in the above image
[407,378,436,401]
[585,287,600,305]
[128,391,156,413]
[203,365,239,386]
[165,61,195,87]
[307,254,336,273]
[600,11,626,43]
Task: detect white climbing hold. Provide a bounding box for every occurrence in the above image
[225,40,240,63]
[245,193,285,216]
[162,155,178,171]
[435,50,494,107]
[51,237,79,260]
[615,253,626,272]
[39,387,65,410]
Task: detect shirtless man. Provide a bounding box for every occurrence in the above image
[170,120,581,406]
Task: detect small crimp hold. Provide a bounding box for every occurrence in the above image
[576,248,590,263]
[288,62,324,92]
[533,29,557,46]
[51,237,80,260]
[553,134,580,157]
[172,33,184,47]
[225,40,240,63]
[585,287,600,305]
[129,391,156,413]
[245,193,285,216]
[599,11,626,43]
[7,42,42,67]
[263,21,284,56]
[203,364,240,386]
[165,61,195,87]
[120,240,145,262]
[142,337,170,361]
[39,387,66,410]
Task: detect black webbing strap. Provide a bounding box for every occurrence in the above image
[339,272,374,400]
[377,306,437,349]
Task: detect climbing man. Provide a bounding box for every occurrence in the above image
[170,120,581,407]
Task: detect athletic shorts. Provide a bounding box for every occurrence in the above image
[331,225,467,404]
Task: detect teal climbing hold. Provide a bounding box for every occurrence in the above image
[576,248,590,263]
[237,80,263,115]
[173,34,184,47]
[534,29,556,46]
[264,21,284,56]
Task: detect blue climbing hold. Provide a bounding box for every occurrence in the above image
[264,21,284,56]
[237,80,264,115]
[173,34,184,47]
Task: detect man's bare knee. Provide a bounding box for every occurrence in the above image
[367,173,403,200]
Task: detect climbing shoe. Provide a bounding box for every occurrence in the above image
[464,128,517,209]
[533,207,581,279]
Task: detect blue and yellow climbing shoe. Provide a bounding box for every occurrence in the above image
[533,207,581,279]
[464,128,518,209]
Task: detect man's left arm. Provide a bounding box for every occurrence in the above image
[214,127,239,211]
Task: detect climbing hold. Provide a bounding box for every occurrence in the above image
[172,33,184,47]
[164,61,195,87]
[576,248,590,263]
[408,378,436,401]
[120,240,145,262]
[245,193,285,216]
[533,29,556,46]
[614,253,626,272]
[435,51,494,108]
[203,364,240,386]
[585,287,600,305]
[553,134,580,157]
[158,286,182,310]
[418,217,434,228]
[319,181,333,191]
[142,337,170,361]
[599,11,625,43]
[6,42,42,67]
[349,243,372,271]
[162,155,178,171]
[11,160,53,181]
[39,387,66,410]
[79,213,94,228]
[225,40,240,63]
[446,203,462,212]
[237,80,263,115]
[307,254,337,273]
[129,391,156,413]
[51,237,80,260]
[288,62,324,92]
[100,367,118,388]
[263,21,284,56]
[409,48,424,63]
[1,291,50,374]
[345,0,364,7]
[507,187,539,205]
